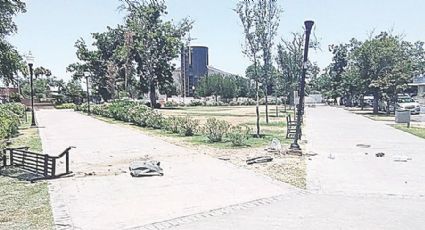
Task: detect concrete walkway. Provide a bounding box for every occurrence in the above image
[304,106,425,197]
[37,108,425,229]
[36,110,294,230]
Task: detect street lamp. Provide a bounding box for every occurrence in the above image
[84,71,91,115]
[26,51,36,127]
[290,20,314,151]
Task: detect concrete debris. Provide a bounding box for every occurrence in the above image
[246,156,273,165]
[393,156,412,162]
[356,144,371,148]
[218,156,230,161]
[328,154,335,160]
[376,152,385,157]
[129,160,164,177]
[265,138,282,152]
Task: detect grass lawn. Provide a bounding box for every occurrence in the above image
[0,113,53,230]
[393,125,425,139]
[95,105,293,149]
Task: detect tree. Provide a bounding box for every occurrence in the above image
[353,32,412,114]
[255,0,281,123]
[122,0,192,108]
[0,0,26,86]
[236,0,262,137]
[276,32,319,106]
[34,66,52,78]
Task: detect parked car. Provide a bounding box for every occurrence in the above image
[379,95,421,115]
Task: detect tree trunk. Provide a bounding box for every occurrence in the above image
[149,82,156,109]
[360,95,365,110]
[275,93,278,117]
[255,79,260,138]
[265,87,269,123]
[386,98,390,115]
[373,91,379,114]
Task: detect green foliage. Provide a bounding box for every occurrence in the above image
[0,103,25,141]
[55,103,76,110]
[203,118,230,142]
[227,125,251,146]
[177,116,199,136]
[164,116,180,133]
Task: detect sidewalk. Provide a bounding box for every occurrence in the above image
[36,110,294,230]
[304,106,425,197]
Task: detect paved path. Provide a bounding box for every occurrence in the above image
[304,106,425,197]
[37,110,294,230]
[37,108,425,229]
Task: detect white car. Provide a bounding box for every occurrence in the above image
[397,97,421,115]
[379,96,421,115]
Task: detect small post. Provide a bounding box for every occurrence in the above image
[51,158,56,177]
[65,152,70,174]
[2,155,6,167]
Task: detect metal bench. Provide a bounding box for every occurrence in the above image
[286,114,301,140]
[1,146,74,181]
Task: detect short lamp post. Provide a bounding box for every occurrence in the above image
[192,85,195,97]
[84,71,91,115]
[26,51,36,127]
[290,20,314,151]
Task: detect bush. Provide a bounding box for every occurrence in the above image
[164,116,180,133]
[145,109,165,129]
[189,100,203,106]
[164,101,178,108]
[229,101,240,106]
[227,125,251,146]
[0,103,25,141]
[203,118,230,142]
[55,103,76,110]
[178,116,199,136]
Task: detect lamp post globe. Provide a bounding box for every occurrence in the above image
[26,51,36,127]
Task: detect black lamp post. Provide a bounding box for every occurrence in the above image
[84,71,91,115]
[26,52,36,127]
[290,20,314,151]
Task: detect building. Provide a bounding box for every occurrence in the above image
[176,45,235,97]
[409,75,425,97]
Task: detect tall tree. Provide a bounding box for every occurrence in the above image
[276,31,319,106]
[236,0,262,137]
[0,0,26,86]
[121,0,192,108]
[255,0,280,123]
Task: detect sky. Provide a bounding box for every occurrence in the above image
[7,0,425,81]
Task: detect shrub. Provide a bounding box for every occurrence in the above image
[227,125,251,146]
[189,100,203,106]
[164,116,181,133]
[55,103,76,110]
[178,116,199,136]
[203,118,230,142]
[145,109,165,129]
[164,101,178,108]
[229,101,240,106]
[0,103,25,141]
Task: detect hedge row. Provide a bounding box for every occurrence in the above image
[76,100,251,146]
[0,103,26,141]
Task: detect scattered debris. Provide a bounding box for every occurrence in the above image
[246,156,273,165]
[84,172,96,176]
[129,160,163,177]
[218,156,230,161]
[285,149,303,156]
[356,144,371,148]
[328,154,335,160]
[375,152,385,157]
[364,152,369,155]
[265,138,282,152]
[393,156,412,162]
